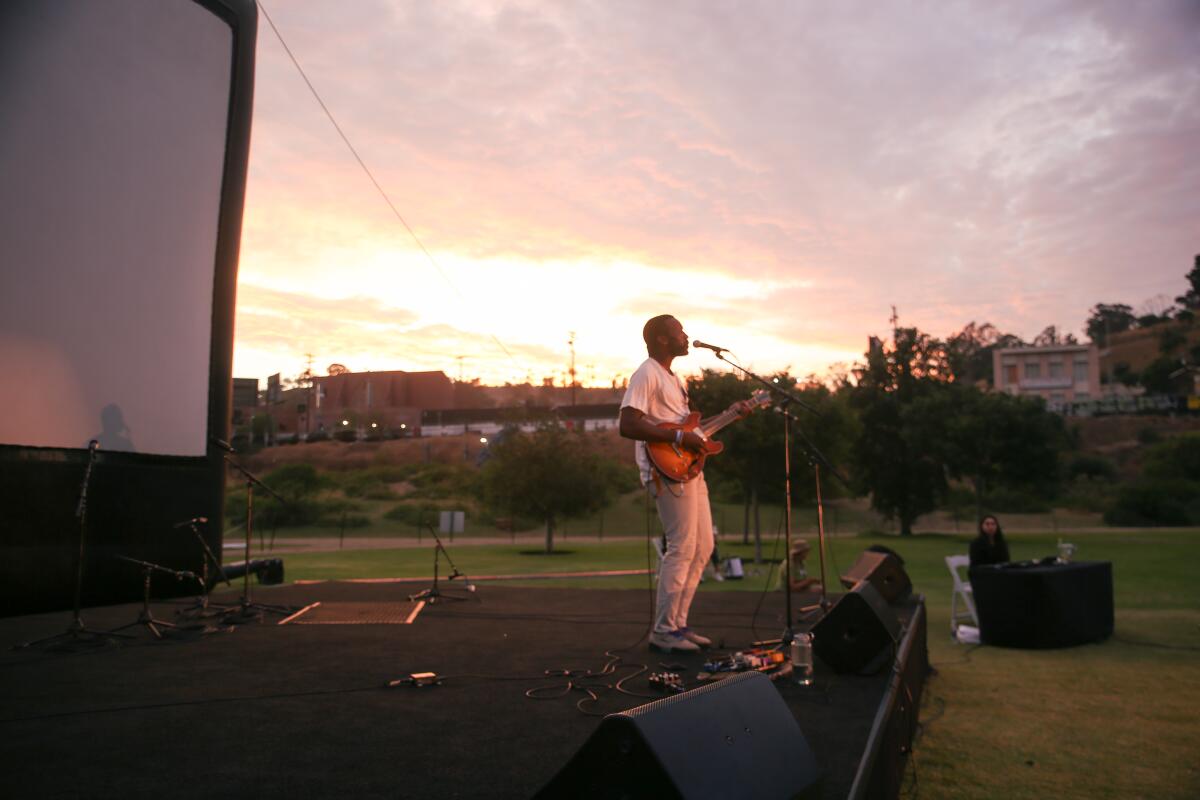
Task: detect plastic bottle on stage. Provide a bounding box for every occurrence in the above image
[791,632,814,686]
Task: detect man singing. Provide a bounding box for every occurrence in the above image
[619,314,749,653]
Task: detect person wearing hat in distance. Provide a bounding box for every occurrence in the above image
[619,314,752,653]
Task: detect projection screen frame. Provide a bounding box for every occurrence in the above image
[0,0,257,615]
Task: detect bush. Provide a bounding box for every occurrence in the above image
[306,430,330,442]
[384,503,444,527]
[1143,432,1200,480]
[339,471,398,500]
[408,463,478,499]
[1103,479,1200,526]
[1058,475,1114,513]
[1066,454,1118,482]
[1137,426,1163,445]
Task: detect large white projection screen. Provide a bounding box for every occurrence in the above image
[0,1,233,456]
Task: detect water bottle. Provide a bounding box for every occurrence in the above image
[790,632,814,686]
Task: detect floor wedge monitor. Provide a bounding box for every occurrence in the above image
[840,549,912,604]
[812,582,902,674]
[534,671,822,799]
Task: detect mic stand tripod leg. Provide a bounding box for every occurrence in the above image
[109,566,179,640]
[408,526,472,604]
[222,474,295,624]
[14,447,133,651]
[796,462,833,618]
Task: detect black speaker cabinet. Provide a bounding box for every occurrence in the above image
[840,550,912,604]
[535,671,822,799]
[812,582,902,674]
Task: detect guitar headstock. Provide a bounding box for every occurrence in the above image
[731,389,773,417]
[749,389,772,409]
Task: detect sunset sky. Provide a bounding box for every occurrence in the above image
[232,0,1200,387]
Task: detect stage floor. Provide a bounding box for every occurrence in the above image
[2,581,923,799]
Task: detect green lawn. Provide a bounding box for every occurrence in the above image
[270,529,1200,799]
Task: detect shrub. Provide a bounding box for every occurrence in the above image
[1103,479,1200,526]
[1137,426,1162,445]
[264,463,327,497]
[1066,454,1118,482]
[1143,432,1200,481]
[1058,475,1114,513]
[384,503,443,527]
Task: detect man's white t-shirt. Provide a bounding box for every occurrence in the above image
[620,358,691,484]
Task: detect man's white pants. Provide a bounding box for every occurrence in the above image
[651,473,714,634]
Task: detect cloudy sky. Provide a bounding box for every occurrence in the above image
[233,0,1200,386]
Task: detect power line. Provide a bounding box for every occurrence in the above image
[258,2,519,369]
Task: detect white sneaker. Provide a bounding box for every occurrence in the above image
[678,627,713,648]
[649,630,700,652]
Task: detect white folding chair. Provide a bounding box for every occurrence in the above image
[946,555,979,638]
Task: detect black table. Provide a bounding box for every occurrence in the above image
[969,560,1114,648]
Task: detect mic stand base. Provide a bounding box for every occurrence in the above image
[108,564,184,640]
[221,597,296,625]
[14,619,133,652]
[407,528,475,604]
[407,585,472,604]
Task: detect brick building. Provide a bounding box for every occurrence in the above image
[270,370,454,439]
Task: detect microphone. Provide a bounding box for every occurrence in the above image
[692,340,728,354]
[210,437,236,453]
[88,439,99,452]
[173,517,208,529]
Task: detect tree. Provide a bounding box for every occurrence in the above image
[945,322,1024,386]
[1141,357,1182,394]
[1175,254,1200,317]
[477,426,626,553]
[1085,304,1136,347]
[850,328,949,535]
[907,385,1066,520]
[688,369,857,557]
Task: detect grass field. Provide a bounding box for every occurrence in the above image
[272,529,1200,799]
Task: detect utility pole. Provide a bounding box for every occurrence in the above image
[568,331,577,406]
[456,355,465,384]
[303,352,315,437]
[889,305,900,333]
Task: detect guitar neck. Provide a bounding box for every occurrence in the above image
[699,408,743,438]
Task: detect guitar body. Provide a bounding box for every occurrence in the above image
[646,412,725,482]
[644,390,771,483]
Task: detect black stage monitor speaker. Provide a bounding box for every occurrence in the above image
[535,671,822,799]
[840,550,912,604]
[812,582,902,674]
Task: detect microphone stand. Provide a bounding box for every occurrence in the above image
[16,442,132,651]
[707,352,850,640]
[408,523,475,604]
[174,518,234,620]
[221,454,295,623]
[109,557,198,639]
[772,404,853,618]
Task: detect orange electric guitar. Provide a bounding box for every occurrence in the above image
[646,390,772,482]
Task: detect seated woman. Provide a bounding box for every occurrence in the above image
[969,514,1010,567]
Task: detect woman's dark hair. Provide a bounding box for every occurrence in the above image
[978,514,1004,537]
